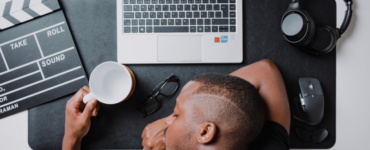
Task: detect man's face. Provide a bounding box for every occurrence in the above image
[163,81,201,150]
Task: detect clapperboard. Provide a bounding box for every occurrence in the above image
[0,0,88,119]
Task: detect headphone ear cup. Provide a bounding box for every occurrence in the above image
[309,26,339,54]
[281,10,315,47]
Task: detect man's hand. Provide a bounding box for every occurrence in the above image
[142,118,168,150]
[63,86,100,150]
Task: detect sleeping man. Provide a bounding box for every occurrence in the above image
[62,59,291,150]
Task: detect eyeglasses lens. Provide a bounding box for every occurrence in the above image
[160,80,179,96]
[138,97,159,115]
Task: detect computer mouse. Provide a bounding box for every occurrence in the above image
[291,78,325,125]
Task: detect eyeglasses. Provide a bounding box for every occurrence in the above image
[137,74,180,117]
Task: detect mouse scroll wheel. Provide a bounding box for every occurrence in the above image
[309,84,314,91]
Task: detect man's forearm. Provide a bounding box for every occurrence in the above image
[230,59,291,133]
[62,135,82,150]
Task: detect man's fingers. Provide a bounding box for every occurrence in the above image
[142,126,148,138]
[82,86,91,93]
[81,99,98,120]
[92,102,100,117]
[142,126,150,148]
[71,89,89,110]
[143,141,154,150]
[76,87,89,103]
[142,138,147,148]
[70,87,89,104]
[143,146,151,150]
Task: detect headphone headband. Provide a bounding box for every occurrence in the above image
[339,0,353,35]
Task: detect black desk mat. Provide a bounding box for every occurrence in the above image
[28,0,336,149]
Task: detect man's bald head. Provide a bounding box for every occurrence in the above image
[188,73,265,149]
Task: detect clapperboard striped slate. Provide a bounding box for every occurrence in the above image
[0,0,88,119]
[0,0,60,30]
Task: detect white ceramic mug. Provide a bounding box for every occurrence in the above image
[83,61,136,104]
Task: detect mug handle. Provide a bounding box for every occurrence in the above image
[83,92,95,104]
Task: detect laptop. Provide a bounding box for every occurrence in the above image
[117,0,243,64]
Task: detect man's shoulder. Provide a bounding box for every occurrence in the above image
[249,121,290,150]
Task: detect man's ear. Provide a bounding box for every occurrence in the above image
[197,122,216,144]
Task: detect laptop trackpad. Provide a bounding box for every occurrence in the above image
[157,36,202,62]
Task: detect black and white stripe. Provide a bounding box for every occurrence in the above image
[0,0,60,30]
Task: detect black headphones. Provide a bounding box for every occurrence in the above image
[281,0,353,54]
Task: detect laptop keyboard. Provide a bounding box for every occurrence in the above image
[122,0,237,33]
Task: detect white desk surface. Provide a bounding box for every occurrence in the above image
[0,0,369,149]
